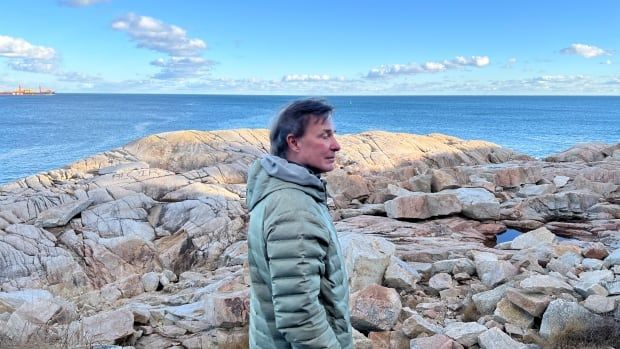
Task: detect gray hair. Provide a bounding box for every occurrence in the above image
[269,99,333,158]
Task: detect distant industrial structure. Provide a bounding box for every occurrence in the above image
[0,84,55,95]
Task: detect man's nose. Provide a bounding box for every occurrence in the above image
[331,137,341,152]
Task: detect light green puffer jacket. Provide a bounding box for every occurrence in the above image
[246,155,353,349]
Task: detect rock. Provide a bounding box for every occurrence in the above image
[517,183,556,198]
[519,275,573,294]
[510,227,556,250]
[352,328,373,349]
[141,272,160,292]
[431,168,468,192]
[473,252,518,288]
[582,294,615,313]
[0,289,54,313]
[539,299,601,338]
[384,257,421,291]
[544,142,610,162]
[505,288,551,317]
[350,284,401,332]
[34,198,93,228]
[339,233,395,292]
[203,289,249,328]
[553,175,570,188]
[443,321,487,347]
[581,258,604,270]
[385,192,462,220]
[472,283,511,315]
[444,188,500,220]
[493,298,535,329]
[583,242,609,259]
[604,248,620,267]
[606,280,620,295]
[432,258,476,276]
[76,309,135,345]
[401,312,444,338]
[409,334,464,349]
[325,171,370,207]
[478,327,528,349]
[574,282,609,298]
[429,273,454,292]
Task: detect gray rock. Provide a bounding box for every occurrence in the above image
[478,327,528,349]
[510,227,556,250]
[0,289,53,313]
[339,233,395,292]
[582,294,616,313]
[473,283,511,315]
[474,252,518,288]
[203,289,249,328]
[443,321,488,347]
[444,187,500,220]
[141,272,160,292]
[581,258,604,270]
[34,198,93,228]
[383,256,421,291]
[401,312,444,338]
[432,258,476,276]
[517,184,556,198]
[604,248,620,267]
[606,279,620,295]
[574,282,609,298]
[410,334,463,349]
[352,328,372,349]
[429,273,454,292]
[539,299,601,338]
[553,175,570,188]
[519,275,573,294]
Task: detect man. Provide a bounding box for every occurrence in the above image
[246,99,353,348]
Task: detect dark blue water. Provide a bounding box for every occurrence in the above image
[1,94,619,184]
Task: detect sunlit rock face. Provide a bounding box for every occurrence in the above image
[0,129,618,348]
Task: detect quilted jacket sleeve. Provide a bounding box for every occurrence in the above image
[264,205,341,349]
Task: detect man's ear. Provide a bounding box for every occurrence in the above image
[286,134,300,153]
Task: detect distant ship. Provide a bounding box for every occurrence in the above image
[0,84,55,96]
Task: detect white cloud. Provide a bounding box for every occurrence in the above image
[366,55,490,78]
[150,56,216,79]
[58,0,108,7]
[560,43,610,58]
[0,35,58,73]
[0,35,56,60]
[112,13,206,56]
[281,74,346,82]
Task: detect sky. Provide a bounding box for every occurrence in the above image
[0,0,619,95]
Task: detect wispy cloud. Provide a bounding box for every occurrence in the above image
[150,56,216,80]
[560,43,610,58]
[58,0,108,7]
[112,13,211,80]
[281,74,346,82]
[366,55,490,78]
[112,13,206,56]
[0,35,58,73]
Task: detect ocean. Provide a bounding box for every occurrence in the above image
[1,94,619,184]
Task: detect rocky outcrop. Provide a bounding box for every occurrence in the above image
[1,129,619,348]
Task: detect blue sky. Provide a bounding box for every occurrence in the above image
[1,0,618,94]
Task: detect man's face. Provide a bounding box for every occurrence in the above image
[289,117,341,173]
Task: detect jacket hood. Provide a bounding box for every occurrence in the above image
[246,155,326,211]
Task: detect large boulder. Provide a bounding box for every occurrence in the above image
[443,321,487,347]
[539,299,601,338]
[478,327,528,349]
[339,233,395,292]
[385,192,462,220]
[444,188,500,220]
[349,285,401,332]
